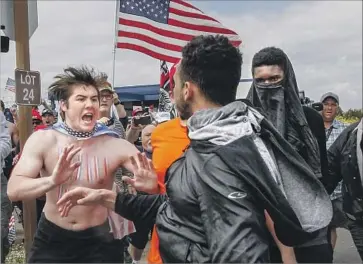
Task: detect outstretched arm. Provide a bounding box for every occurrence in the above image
[114,137,160,194]
[57,187,166,225]
[8,131,80,201]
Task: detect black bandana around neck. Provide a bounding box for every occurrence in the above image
[62,122,97,139]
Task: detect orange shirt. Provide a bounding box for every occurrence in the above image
[148,118,190,264]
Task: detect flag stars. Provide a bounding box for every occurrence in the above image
[120,0,169,23]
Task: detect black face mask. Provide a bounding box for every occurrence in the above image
[254,81,283,90]
[255,81,286,135]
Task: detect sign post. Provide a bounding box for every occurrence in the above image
[13,0,37,259]
[15,69,41,106]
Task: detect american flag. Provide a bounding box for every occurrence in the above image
[117,0,242,62]
[5,77,16,93]
[8,214,16,245]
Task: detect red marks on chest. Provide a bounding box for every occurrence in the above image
[57,151,109,198]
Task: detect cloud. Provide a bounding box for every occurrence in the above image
[1,1,361,110]
[225,1,362,109]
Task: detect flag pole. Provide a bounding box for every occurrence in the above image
[111,0,119,88]
[111,0,120,119]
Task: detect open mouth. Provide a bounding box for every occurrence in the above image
[82,113,94,124]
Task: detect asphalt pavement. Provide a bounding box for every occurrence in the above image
[334,228,361,263]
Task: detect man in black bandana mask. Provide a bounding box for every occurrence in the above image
[247,47,332,263]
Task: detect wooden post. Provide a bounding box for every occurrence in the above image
[13,0,37,259]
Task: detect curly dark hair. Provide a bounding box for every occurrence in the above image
[251,47,286,74]
[180,35,242,106]
[48,66,107,103]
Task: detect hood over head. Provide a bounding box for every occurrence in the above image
[246,47,322,178]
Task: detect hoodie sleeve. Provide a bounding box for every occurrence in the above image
[194,155,269,263]
[114,192,167,229]
[324,123,358,194]
[0,112,11,164]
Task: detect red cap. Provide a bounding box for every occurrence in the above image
[32,109,42,121]
[132,108,143,116]
[34,124,47,131]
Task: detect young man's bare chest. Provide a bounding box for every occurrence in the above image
[41,133,121,197]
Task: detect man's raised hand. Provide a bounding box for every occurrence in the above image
[50,144,81,186]
[122,153,158,194]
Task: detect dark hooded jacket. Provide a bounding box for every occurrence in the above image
[113,101,332,263]
[325,120,363,218]
[247,53,328,182]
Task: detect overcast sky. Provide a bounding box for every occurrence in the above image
[0,0,362,110]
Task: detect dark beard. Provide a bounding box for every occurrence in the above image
[176,99,192,120]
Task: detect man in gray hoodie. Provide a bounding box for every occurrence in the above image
[1,110,12,262]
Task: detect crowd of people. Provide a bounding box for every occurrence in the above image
[0,35,362,263]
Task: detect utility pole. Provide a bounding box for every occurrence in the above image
[13,0,37,259]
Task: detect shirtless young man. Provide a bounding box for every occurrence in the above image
[7,66,143,263]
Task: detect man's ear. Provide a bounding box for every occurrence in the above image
[59,100,67,112]
[183,81,194,101]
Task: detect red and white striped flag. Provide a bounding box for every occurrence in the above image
[8,214,16,245]
[5,77,16,93]
[116,0,242,63]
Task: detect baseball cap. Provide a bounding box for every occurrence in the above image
[99,82,114,93]
[34,124,47,131]
[42,109,54,116]
[32,109,42,121]
[132,108,143,116]
[320,92,339,104]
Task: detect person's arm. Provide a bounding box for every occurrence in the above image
[11,124,19,148]
[125,124,142,144]
[8,131,80,201]
[0,112,11,160]
[324,133,345,194]
[114,138,161,194]
[57,187,166,225]
[7,131,54,201]
[195,157,269,263]
[265,211,296,264]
